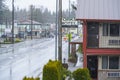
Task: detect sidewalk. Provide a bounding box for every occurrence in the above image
[65,62,83,80]
[68,53,83,72]
[65,53,83,80]
[67,63,83,73]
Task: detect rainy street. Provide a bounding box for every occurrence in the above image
[0,38,69,80]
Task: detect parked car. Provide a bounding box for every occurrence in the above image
[1,34,7,38]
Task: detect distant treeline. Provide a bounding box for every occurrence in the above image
[0,0,75,24]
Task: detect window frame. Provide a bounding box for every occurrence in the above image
[102,23,120,36]
[102,56,120,70]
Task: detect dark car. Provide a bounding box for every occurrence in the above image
[1,34,7,38]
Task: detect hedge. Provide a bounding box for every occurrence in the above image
[72,68,91,80]
[15,38,21,42]
[23,76,40,80]
[42,60,63,80]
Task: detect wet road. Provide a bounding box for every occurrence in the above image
[0,38,68,80]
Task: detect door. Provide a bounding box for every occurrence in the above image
[87,56,98,79]
[87,22,99,48]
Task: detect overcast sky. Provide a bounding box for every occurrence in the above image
[5,0,76,12]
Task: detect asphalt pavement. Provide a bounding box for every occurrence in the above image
[0,37,83,80]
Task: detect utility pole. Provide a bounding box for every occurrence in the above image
[55,0,58,60]
[12,0,14,44]
[69,0,70,19]
[68,0,71,57]
[5,17,8,28]
[30,5,33,40]
[58,0,62,62]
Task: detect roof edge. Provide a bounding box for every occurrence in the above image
[76,19,120,22]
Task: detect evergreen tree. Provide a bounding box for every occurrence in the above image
[0,0,6,24]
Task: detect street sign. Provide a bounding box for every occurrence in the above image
[62,20,78,28]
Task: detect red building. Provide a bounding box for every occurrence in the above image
[76,0,120,80]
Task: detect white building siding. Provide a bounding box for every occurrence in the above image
[76,0,120,20]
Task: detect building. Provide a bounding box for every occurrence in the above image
[0,23,18,40]
[76,0,120,80]
[18,20,42,39]
[0,25,7,37]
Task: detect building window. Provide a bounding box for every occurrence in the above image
[102,56,119,69]
[71,28,76,30]
[102,56,108,69]
[110,24,119,36]
[103,23,120,36]
[109,56,119,69]
[103,23,108,36]
[109,40,120,45]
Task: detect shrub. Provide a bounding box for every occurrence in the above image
[23,76,40,80]
[68,56,77,63]
[4,39,11,44]
[77,44,83,53]
[72,68,91,80]
[15,38,21,42]
[63,68,72,79]
[43,60,63,80]
[62,63,68,69]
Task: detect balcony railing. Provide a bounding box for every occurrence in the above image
[99,37,120,48]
